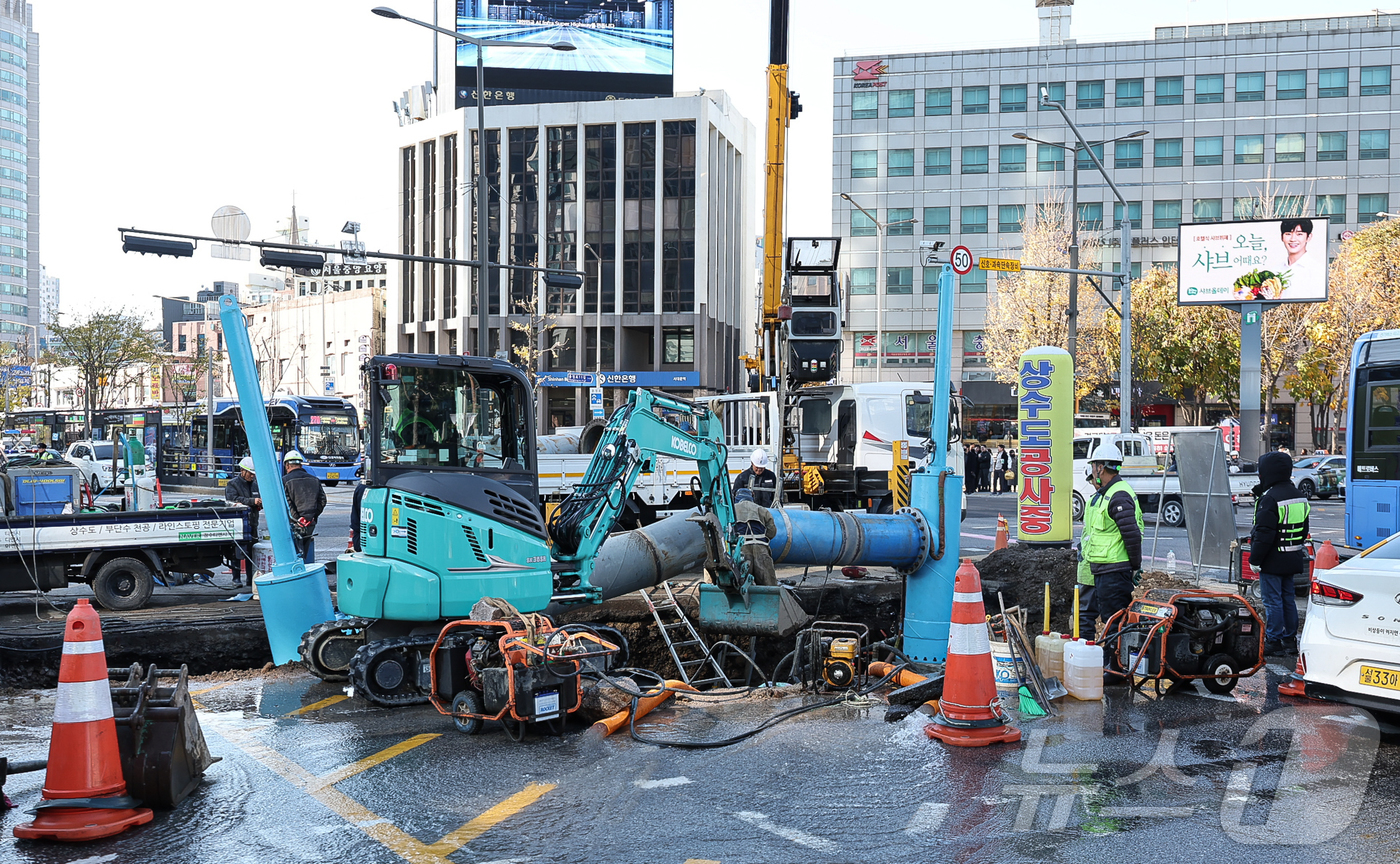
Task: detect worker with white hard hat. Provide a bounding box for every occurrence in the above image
[1077,440,1144,675]
[732,447,777,508]
[282,450,327,565]
[224,456,262,586]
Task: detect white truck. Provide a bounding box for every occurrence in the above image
[534,384,965,523]
[1070,431,1257,527]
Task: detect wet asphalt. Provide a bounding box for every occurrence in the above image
[1,662,1396,864]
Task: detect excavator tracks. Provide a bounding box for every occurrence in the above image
[300,617,375,681]
[346,635,447,707]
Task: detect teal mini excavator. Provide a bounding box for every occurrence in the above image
[305,353,802,706]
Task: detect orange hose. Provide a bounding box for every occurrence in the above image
[592,679,696,737]
[870,661,939,712]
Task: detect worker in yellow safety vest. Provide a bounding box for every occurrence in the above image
[1249,451,1311,656]
[1076,442,1144,677]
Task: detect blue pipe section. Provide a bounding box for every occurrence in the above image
[904,264,961,663]
[218,295,335,664]
[769,508,927,571]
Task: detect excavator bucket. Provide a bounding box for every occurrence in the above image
[696,583,811,637]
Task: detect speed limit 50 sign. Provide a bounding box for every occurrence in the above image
[950,245,973,275]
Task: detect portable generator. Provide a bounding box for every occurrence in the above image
[1106,589,1264,694]
[790,621,869,692]
[424,617,619,740]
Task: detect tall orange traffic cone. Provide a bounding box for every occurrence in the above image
[925,559,1022,747]
[994,515,1009,550]
[1314,540,1339,570]
[14,600,153,841]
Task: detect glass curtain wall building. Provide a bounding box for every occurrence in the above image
[0,0,35,354]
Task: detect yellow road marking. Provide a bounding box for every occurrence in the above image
[189,680,235,710]
[426,782,556,854]
[208,719,551,863]
[288,694,350,716]
[311,733,441,790]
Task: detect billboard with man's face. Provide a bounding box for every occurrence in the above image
[456,0,674,107]
[1177,217,1329,304]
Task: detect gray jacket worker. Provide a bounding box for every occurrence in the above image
[1250,451,1311,655]
[732,487,777,587]
[225,456,261,585]
[732,448,777,508]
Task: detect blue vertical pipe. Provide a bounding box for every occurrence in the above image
[903,264,961,662]
[218,295,334,664]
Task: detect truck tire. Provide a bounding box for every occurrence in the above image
[1161,497,1185,528]
[91,556,156,611]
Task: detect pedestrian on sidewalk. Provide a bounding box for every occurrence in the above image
[1250,451,1310,655]
[225,457,261,586]
[993,445,1010,494]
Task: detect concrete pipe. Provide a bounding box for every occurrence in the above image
[769,508,931,573]
[537,420,607,455]
[542,508,709,617]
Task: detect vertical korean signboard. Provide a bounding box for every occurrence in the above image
[1017,347,1073,545]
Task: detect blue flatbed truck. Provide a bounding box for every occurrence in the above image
[0,505,252,610]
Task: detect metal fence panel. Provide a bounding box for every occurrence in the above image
[1172,430,1236,576]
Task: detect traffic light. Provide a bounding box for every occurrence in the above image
[789,91,803,120]
[543,271,584,291]
[260,249,326,270]
[122,235,195,258]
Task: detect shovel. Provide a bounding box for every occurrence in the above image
[997,591,1046,717]
[1007,610,1068,703]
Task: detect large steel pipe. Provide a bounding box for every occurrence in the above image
[543,508,709,617]
[769,508,929,572]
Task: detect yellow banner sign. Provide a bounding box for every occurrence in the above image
[978,257,1022,272]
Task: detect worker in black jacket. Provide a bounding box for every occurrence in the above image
[225,456,262,585]
[732,448,778,508]
[1250,450,1311,655]
[282,450,326,565]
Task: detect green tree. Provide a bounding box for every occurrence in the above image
[49,308,164,438]
[1131,266,1240,424]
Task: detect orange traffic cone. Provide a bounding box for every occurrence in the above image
[1314,540,1339,570]
[1278,651,1310,698]
[994,515,1009,550]
[925,559,1022,747]
[14,600,153,841]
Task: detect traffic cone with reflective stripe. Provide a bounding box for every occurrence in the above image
[14,599,153,841]
[1278,651,1310,698]
[925,559,1022,747]
[994,515,1009,550]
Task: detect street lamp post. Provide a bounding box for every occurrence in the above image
[1011,130,1146,361]
[841,192,916,371]
[372,7,574,360]
[1032,92,1141,433]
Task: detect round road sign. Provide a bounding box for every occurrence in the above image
[950,245,973,275]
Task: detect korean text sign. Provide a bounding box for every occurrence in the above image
[1017,347,1073,544]
[1177,217,1329,304]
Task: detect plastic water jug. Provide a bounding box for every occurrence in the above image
[1166,550,1177,575]
[1066,640,1105,700]
[1036,631,1065,681]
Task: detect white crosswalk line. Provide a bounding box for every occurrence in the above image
[905,802,950,837]
[734,811,838,853]
[635,776,692,789]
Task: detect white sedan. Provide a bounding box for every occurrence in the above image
[63,440,127,492]
[1298,531,1400,716]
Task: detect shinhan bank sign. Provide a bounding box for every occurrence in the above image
[537,371,699,388]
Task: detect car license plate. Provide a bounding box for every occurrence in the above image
[1359,665,1400,691]
[327,472,340,479]
[534,690,560,719]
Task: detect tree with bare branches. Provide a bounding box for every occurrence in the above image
[48,308,164,438]
[1131,266,1240,424]
[982,192,1119,401]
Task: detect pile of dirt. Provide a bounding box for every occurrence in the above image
[974,545,1080,633]
[1134,570,1198,597]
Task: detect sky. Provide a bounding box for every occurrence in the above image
[34,0,1375,321]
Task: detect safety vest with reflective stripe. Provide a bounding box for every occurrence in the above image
[1265,496,1311,551]
[1082,478,1144,566]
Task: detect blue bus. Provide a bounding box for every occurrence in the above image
[190,395,361,486]
[1346,329,1400,548]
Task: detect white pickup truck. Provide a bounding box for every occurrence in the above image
[1070,432,1257,527]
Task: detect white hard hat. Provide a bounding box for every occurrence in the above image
[238,457,256,473]
[1088,441,1124,465]
[750,448,770,469]
[284,450,305,464]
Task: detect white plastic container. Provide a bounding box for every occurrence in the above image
[1065,640,1105,700]
[1037,632,1065,681]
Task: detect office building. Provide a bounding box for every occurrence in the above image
[393,90,755,430]
[833,7,1400,445]
[37,262,54,348]
[0,1,35,354]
